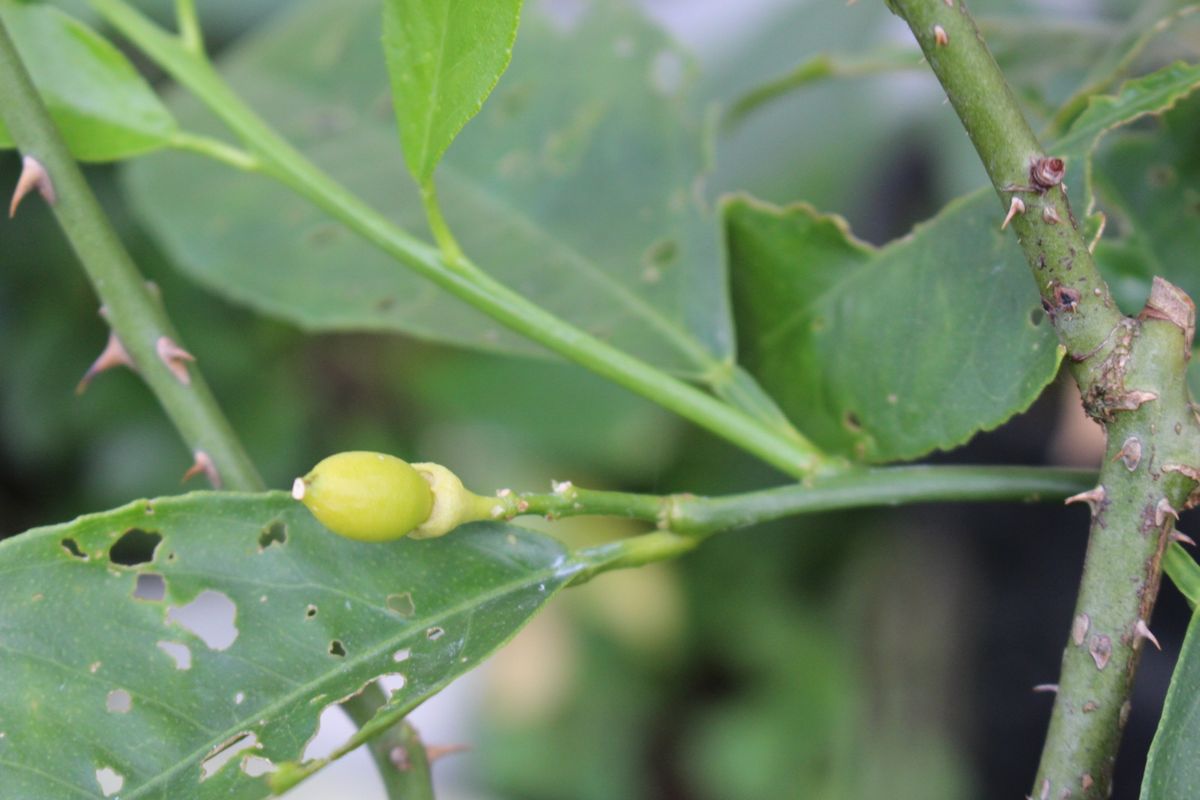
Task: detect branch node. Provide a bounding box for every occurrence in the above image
[1030,156,1065,191]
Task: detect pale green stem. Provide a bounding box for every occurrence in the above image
[173,0,203,55]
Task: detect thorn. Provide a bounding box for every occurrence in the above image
[1041,205,1061,224]
[425,743,470,762]
[1065,486,1105,512]
[1081,774,1094,792]
[1088,633,1112,670]
[9,155,56,217]
[1134,619,1162,651]
[156,336,195,385]
[76,331,135,394]
[1032,683,1058,693]
[1040,777,1050,800]
[1072,613,1090,646]
[292,478,306,501]
[1112,436,1142,471]
[1171,530,1196,547]
[944,0,954,5]
[182,450,221,488]
[1001,196,1025,229]
[1156,498,1180,528]
[933,24,948,46]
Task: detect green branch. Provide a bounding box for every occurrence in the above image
[85,0,831,480]
[888,1,1200,796]
[496,465,1096,534]
[0,16,262,493]
[341,686,435,800]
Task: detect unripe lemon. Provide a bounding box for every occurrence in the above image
[293,452,433,542]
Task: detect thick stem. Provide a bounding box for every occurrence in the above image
[889,1,1200,795]
[0,17,262,493]
[86,0,829,479]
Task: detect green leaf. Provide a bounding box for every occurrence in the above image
[0,1,175,161]
[124,0,731,376]
[1141,605,1200,798]
[382,0,522,185]
[726,60,1200,463]
[725,194,1062,462]
[0,492,577,798]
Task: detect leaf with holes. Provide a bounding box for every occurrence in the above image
[725,60,1200,463]
[382,0,522,185]
[0,492,580,798]
[124,0,732,377]
[0,1,176,161]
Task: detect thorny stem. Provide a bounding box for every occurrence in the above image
[0,17,263,493]
[341,685,436,800]
[84,0,831,480]
[890,1,1200,796]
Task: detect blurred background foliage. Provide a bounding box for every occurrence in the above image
[2,0,1199,798]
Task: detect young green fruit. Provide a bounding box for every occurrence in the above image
[292,452,495,541]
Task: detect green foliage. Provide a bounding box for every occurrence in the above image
[123,0,730,376]
[0,1,175,160]
[725,60,1200,462]
[1142,606,1200,798]
[382,0,522,186]
[0,492,575,798]
[725,194,1060,462]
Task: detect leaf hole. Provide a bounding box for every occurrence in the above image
[167,590,238,651]
[61,538,87,560]
[258,521,287,550]
[201,732,258,781]
[134,573,166,602]
[156,641,192,670]
[234,691,246,705]
[843,411,863,433]
[109,528,162,567]
[1030,306,1046,326]
[329,640,347,657]
[386,592,415,617]
[393,648,411,663]
[305,604,318,620]
[241,755,275,777]
[105,689,132,714]
[95,766,124,797]
[426,626,445,641]
[378,672,407,697]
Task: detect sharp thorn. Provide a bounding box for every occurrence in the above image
[156,336,196,385]
[181,450,221,489]
[1001,196,1025,229]
[1032,683,1058,693]
[1171,530,1196,547]
[425,743,470,763]
[1156,497,1180,528]
[76,331,135,395]
[1064,486,1105,510]
[1134,619,1162,651]
[9,155,56,217]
